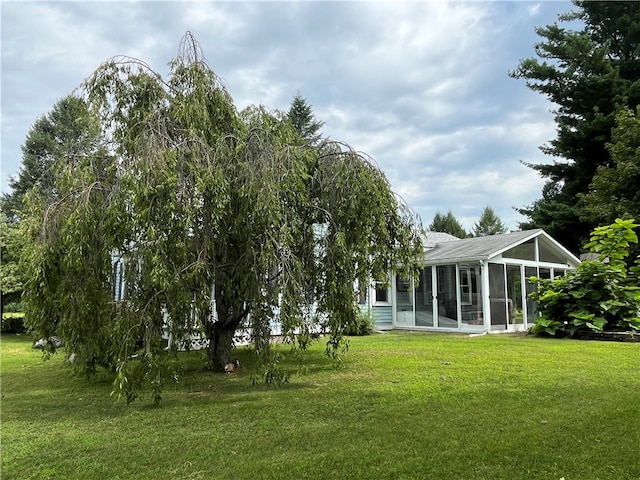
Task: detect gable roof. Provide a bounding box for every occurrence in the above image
[423,229,580,266]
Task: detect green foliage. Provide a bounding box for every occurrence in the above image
[511,1,640,253]
[582,107,640,263]
[343,308,375,336]
[1,313,26,333]
[428,210,467,238]
[22,33,424,403]
[2,301,24,313]
[530,219,640,337]
[2,95,103,218]
[471,206,507,237]
[0,212,26,302]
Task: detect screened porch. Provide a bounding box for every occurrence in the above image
[370,229,580,333]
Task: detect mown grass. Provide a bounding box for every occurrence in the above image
[1,331,639,479]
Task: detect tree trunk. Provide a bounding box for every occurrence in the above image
[207,324,235,372]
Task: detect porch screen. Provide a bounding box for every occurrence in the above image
[395,275,414,326]
[525,266,538,326]
[459,264,483,327]
[415,267,434,327]
[506,265,523,326]
[436,265,458,328]
[488,263,507,330]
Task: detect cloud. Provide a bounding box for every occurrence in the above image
[1,0,574,234]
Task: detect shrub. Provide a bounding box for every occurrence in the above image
[1,313,27,334]
[529,219,640,337]
[344,308,375,336]
[3,301,25,313]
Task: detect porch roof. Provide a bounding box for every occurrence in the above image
[423,229,580,265]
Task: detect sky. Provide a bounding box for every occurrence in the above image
[1,0,577,232]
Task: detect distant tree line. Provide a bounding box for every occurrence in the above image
[428,206,507,238]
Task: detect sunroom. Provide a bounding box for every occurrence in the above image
[369,229,581,333]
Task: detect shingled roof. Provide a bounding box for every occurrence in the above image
[423,229,580,265]
[423,231,461,248]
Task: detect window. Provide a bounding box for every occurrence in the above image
[112,257,125,301]
[539,241,567,264]
[355,279,368,305]
[374,282,390,304]
[503,239,536,261]
[552,268,566,279]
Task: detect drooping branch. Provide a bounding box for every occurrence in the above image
[23,32,425,402]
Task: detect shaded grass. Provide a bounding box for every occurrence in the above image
[2,331,639,479]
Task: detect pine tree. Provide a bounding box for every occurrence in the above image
[510,1,640,253]
[583,107,640,226]
[472,206,507,237]
[287,93,324,145]
[429,211,468,238]
[1,96,102,218]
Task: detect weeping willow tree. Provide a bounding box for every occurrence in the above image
[23,33,424,403]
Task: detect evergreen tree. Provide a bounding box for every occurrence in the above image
[510,1,640,253]
[428,211,467,238]
[0,212,25,315]
[0,95,103,314]
[582,107,640,226]
[582,106,640,264]
[287,93,324,145]
[1,95,102,218]
[472,206,507,237]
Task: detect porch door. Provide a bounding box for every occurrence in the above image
[395,275,415,326]
[415,267,434,327]
[525,266,538,327]
[506,264,524,329]
[489,263,508,331]
[436,265,458,328]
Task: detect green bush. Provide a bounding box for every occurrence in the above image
[1,313,27,334]
[345,308,375,336]
[529,219,640,337]
[3,301,25,313]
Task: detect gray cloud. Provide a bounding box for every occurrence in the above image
[1,0,573,232]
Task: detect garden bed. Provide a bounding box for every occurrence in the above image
[572,330,640,342]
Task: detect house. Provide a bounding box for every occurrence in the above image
[111,228,580,344]
[366,229,581,333]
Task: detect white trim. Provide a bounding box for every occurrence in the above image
[480,260,491,331]
[371,275,391,306]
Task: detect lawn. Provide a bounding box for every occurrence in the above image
[1,331,639,480]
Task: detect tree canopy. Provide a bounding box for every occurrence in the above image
[0,212,25,313]
[582,107,640,226]
[1,96,102,314]
[428,211,467,238]
[581,106,640,263]
[471,206,507,237]
[510,0,640,253]
[22,33,424,403]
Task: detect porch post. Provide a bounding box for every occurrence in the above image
[480,260,491,332]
